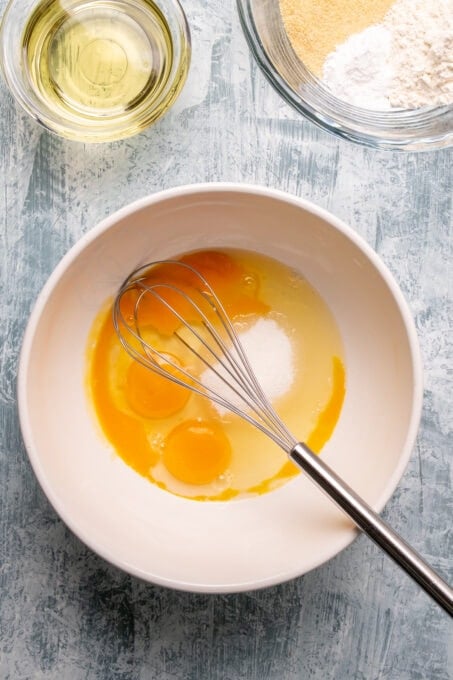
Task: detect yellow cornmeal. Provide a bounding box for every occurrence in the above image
[279,0,395,75]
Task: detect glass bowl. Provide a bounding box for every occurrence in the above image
[237,0,453,151]
[0,0,191,143]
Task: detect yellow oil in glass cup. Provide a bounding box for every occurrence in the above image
[0,0,191,142]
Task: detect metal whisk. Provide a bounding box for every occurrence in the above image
[113,260,453,616]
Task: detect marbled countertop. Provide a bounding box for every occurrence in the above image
[0,1,452,678]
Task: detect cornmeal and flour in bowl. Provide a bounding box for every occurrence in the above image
[279,0,453,110]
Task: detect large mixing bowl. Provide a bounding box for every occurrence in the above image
[18,183,422,592]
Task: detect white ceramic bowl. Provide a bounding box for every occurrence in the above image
[18,183,423,592]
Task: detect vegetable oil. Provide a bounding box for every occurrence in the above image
[21,0,189,140]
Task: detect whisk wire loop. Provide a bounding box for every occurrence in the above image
[113,262,296,450]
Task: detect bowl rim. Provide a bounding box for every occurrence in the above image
[17,182,424,591]
[236,0,453,151]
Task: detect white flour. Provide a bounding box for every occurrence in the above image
[323,25,394,110]
[322,0,453,110]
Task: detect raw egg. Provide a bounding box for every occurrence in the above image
[87,249,346,501]
[163,420,231,485]
[125,360,190,419]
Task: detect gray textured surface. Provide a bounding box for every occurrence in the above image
[0,1,452,678]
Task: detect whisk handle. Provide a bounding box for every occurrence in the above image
[290,442,453,616]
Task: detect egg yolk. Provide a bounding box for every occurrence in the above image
[180,251,269,318]
[119,283,208,337]
[163,420,232,485]
[125,361,190,419]
[118,252,270,337]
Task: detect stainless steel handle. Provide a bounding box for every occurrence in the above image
[290,442,453,616]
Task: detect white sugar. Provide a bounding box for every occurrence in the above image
[201,317,294,416]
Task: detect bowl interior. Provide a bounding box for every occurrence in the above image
[19,185,422,591]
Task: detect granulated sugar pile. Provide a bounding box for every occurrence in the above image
[280,0,453,110]
[201,317,294,416]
